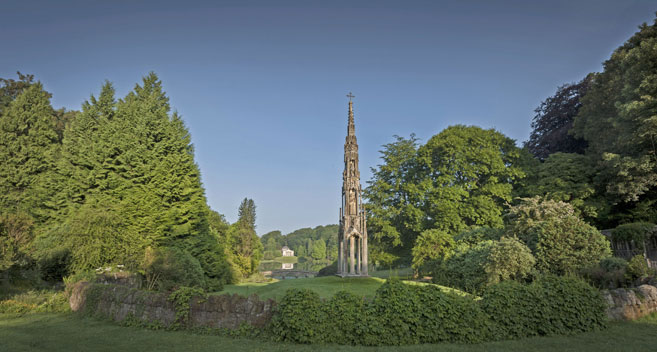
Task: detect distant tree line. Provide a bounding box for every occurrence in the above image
[260,225,338,262]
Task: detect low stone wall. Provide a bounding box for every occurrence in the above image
[69,281,657,329]
[603,284,657,320]
[69,282,275,329]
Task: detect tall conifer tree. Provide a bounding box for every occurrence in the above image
[226,198,263,278]
[51,73,232,286]
[0,83,62,274]
[0,83,60,223]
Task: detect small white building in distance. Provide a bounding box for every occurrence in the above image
[281,246,294,257]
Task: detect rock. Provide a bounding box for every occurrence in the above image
[603,284,657,320]
[70,283,276,330]
[68,281,91,312]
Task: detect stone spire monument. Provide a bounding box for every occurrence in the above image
[338,92,368,276]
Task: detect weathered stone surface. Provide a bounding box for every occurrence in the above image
[603,284,657,320]
[96,271,141,288]
[69,282,276,329]
[68,281,91,312]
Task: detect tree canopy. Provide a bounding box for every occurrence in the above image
[0,72,239,289]
[365,126,525,263]
[525,76,591,160]
[520,16,657,227]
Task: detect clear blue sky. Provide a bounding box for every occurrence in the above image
[1,0,655,235]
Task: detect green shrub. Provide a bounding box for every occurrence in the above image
[0,290,70,315]
[454,227,504,245]
[481,280,540,339]
[482,275,607,339]
[626,255,653,281]
[181,232,232,290]
[434,238,535,294]
[505,197,575,249]
[263,251,275,260]
[366,279,422,345]
[55,200,146,273]
[533,216,611,275]
[582,257,628,289]
[0,212,34,273]
[600,257,628,272]
[484,237,535,285]
[612,223,656,249]
[38,248,71,282]
[531,276,607,334]
[317,260,337,277]
[141,247,206,291]
[269,277,607,346]
[323,291,366,344]
[434,241,493,293]
[269,288,327,344]
[411,229,454,276]
[63,269,98,285]
[413,285,491,343]
[507,197,611,275]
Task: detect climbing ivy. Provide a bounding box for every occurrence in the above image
[167,286,207,326]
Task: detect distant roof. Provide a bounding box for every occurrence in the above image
[281,246,290,250]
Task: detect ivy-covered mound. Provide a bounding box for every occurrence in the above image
[270,277,607,346]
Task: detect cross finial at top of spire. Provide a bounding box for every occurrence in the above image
[346,92,355,102]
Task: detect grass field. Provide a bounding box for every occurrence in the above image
[2,312,657,352]
[215,274,463,300]
[370,266,413,279]
[216,276,386,300]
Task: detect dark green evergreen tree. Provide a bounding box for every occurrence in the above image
[238,198,257,230]
[0,72,35,115]
[0,83,60,224]
[226,198,263,278]
[43,73,232,287]
[0,83,64,278]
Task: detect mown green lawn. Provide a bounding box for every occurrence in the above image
[2,312,657,352]
[215,275,464,300]
[370,266,413,279]
[216,276,386,300]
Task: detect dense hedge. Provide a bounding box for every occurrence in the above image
[612,222,656,249]
[269,288,326,343]
[270,277,607,345]
[481,276,607,339]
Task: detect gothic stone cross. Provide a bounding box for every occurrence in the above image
[346,92,355,101]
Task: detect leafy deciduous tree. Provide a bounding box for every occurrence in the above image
[525,76,592,160]
[311,240,327,260]
[517,152,600,221]
[411,229,454,276]
[573,18,657,209]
